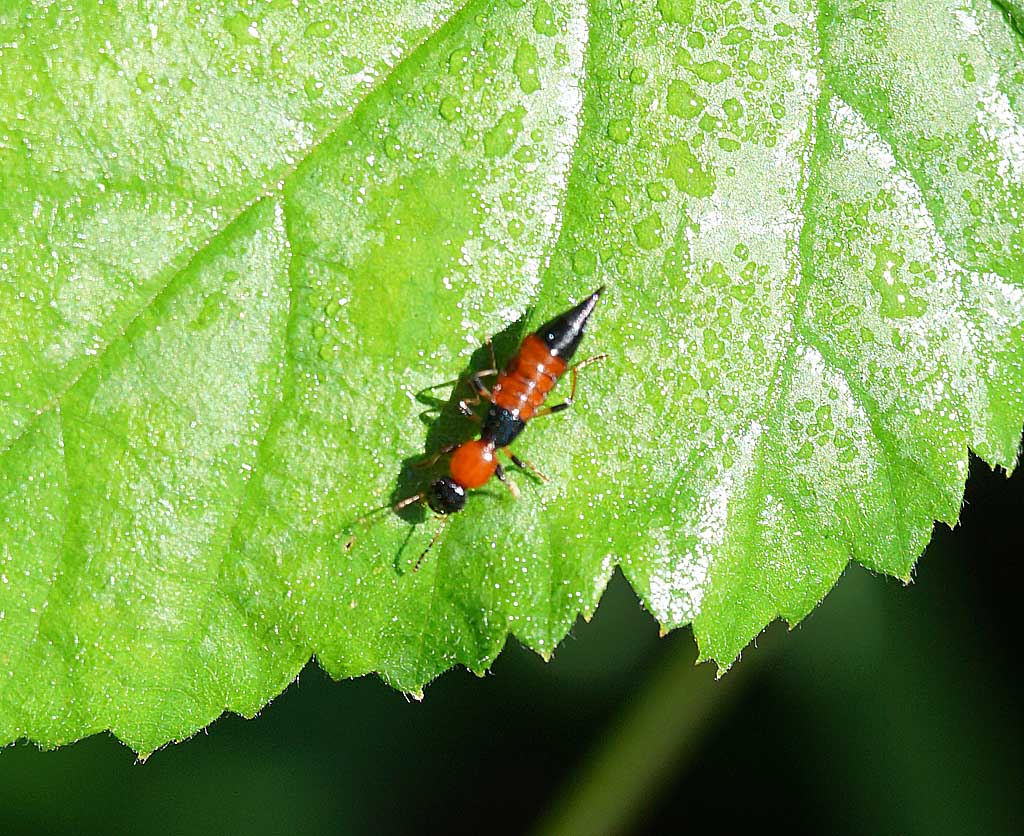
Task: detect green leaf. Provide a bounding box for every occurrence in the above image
[1,0,1022,753]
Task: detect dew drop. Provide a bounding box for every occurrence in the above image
[646,182,669,202]
[439,95,461,122]
[304,20,334,38]
[340,55,363,75]
[667,79,705,119]
[678,373,698,394]
[702,329,724,359]
[224,12,260,45]
[723,26,752,44]
[513,42,541,94]
[723,98,744,123]
[956,52,976,84]
[448,47,471,75]
[607,184,631,212]
[304,76,324,100]
[665,141,715,197]
[533,0,557,35]
[513,144,536,164]
[691,60,731,84]
[483,107,526,157]
[633,214,663,250]
[607,119,632,144]
[656,0,695,26]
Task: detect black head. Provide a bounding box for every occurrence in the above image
[535,285,604,362]
[428,478,467,514]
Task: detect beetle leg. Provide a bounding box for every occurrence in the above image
[458,370,496,416]
[532,353,608,418]
[504,450,549,483]
[494,463,521,499]
[414,443,459,469]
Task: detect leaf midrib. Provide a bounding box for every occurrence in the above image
[1,0,481,457]
[2,0,486,741]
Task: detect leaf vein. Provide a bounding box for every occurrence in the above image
[3,0,478,454]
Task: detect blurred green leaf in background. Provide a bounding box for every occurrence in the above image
[1,0,1022,755]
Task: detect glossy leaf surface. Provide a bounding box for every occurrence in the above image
[1,0,1022,752]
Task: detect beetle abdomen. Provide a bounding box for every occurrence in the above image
[491,334,566,421]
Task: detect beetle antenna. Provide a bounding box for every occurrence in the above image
[393,492,426,513]
[413,514,451,572]
[342,491,426,552]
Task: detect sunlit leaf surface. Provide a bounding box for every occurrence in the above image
[1,0,1022,752]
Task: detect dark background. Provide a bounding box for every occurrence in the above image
[1,448,1021,836]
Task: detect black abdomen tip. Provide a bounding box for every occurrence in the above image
[536,286,605,361]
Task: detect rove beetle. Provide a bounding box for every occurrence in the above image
[395,286,606,569]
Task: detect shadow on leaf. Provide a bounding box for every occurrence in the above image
[381,312,532,570]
